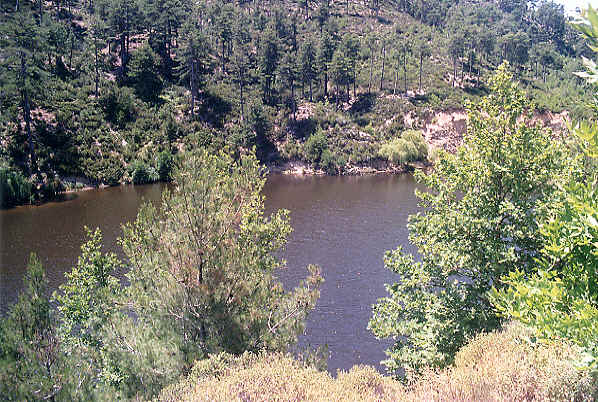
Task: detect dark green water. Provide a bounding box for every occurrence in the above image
[0,174,423,374]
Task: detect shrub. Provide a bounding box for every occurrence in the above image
[157,352,405,401]
[0,167,33,207]
[378,130,428,165]
[304,129,328,164]
[408,323,598,401]
[99,84,136,128]
[281,138,303,160]
[319,149,337,174]
[158,324,597,402]
[156,151,175,182]
[129,160,158,185]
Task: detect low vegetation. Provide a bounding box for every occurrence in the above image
[158,323,596,401]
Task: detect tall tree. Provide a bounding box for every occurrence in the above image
[178,16,210,118]
[114,149,322,396]
[0,255,67,400]
[259,26,279,104]
[369,64,569,379]
[316,30,335,99]
[299,37,317,101]
[279,52,299,120]
[0,10,46,175]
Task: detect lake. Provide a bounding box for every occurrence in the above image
[0,173,423,375]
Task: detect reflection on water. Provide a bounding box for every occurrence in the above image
[0,174,423,374]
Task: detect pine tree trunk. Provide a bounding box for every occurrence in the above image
[94,36,99,98]
[419,52,423,92]
[291,80,296,121]
[20,52,35,175]
[380,44,386,91]
[368,49,373,93]
[404,50,407,94]
[240,79,245,121]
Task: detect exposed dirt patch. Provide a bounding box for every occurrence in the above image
[409,109,570,153]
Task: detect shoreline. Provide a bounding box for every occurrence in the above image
[2,160,425,210]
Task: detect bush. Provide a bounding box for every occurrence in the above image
[319,149,337,174]
[0,167,33,207]
[99,84,136,128]
[304,129,328,164]
[157,352,405,401]
[129,160,158,185]
[408,323,597,401]
[378,130,428,164]
[158,324,597,402]
[156,151,175,182]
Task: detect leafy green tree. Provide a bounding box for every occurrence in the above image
[491,6,598,369]
[369,64,569,379]
[232,42,253,122]
[259,26,279,104]
[110,149,322,397]
[279,52,299,120]
[415,31,431,92]
[102,0,140,80]
[55,228,121,351]
[52,228,123,392]
[330,47,351,104]
[364,32,377,94]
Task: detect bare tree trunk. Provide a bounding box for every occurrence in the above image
[419,52,423,92]
[20,52,35,175]
[94,35,99,98]
[380,43,386,91]
[368,48,373,93]
[403,49,407,94]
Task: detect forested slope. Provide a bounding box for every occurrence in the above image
[0,0,591,206]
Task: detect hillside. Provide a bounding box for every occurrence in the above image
[0,0,592,206]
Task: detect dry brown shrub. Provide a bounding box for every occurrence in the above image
[158,323,596,402]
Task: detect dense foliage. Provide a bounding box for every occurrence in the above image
[0,0,591,206]
[490,7,598,370]
[369,64,569,378]
[0,150,322,400]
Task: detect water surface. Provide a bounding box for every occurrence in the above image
[0,174,423,374]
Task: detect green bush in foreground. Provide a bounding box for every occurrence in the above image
[158,323,596,402]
